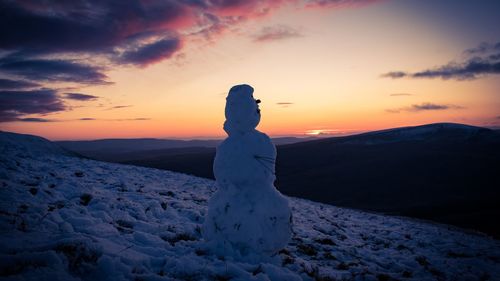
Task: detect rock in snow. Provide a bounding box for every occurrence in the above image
[0,130,499,281]
[203,85,292,262]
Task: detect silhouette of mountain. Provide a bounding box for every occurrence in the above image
[275,123,500,237]
[56,137,311,162]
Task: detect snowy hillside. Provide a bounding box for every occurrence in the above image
[1,132,499,281]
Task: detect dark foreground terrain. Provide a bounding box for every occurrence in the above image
[59,123,500,238]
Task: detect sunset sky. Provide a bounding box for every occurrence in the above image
[1,0,499,140]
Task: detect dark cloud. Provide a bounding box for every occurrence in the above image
[119,38,182,66]
[0,0,379,59]
[17,117,55,122]
[412,60,500,80]
[254,25,302,42]
[77,117,150,121]
[383,41,500,80]
[0,89,66,122]
[464,41,500,55]
[0,58,110,85]
[0,78,40,90]
[0,0,381,120]
[130,118,151,120]
[411,103,451,111]
[276,102,294,105]
[0,1,188,55]
[106,117,152,121]
[390,93,413,97]
[106,105,133,110]
[64,93,99,101]
[305,0,382,8]
[381,71,408,78]
[386,102,463,113]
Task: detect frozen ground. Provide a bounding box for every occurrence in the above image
[1,131,499,281]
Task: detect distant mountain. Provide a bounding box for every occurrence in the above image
[56,136,312,162]
[2,131,499,280]
[275,123,500,237]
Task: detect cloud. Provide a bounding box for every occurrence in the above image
[64,93,99,101]
[17,117,56,122]
[411,60,500,80]
[0,78,40,89]
[253,25,302,42]
[0,89,66,122]
[381,71,407,78]
[0,0,379,60]
[0,0,381,114]
[78,117,150,121]
[386,102,464,113]
[0,1,189,55]
[105,105,133,110]
[119,38,182,66]
[464,41,500,55]
[410,103,453,111]
[389,93,412,97]
[382,41,500,80]
[276,102,294,107]
[305,0,382,8]
[0,57,110,85]
[130,118,151,121]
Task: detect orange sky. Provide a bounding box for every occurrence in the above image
[1,0,499,140]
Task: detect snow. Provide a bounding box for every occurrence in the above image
[203,85,292,262]
[1,131,499,280]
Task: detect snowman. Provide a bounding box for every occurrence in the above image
[203,84,292,262]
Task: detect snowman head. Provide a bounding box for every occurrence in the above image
[223,84,261,135]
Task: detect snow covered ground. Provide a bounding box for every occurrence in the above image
[1,131,499,281]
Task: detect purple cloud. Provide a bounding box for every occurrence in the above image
[383,41,500,80]
[17,117,55,122]
[253,25,302,42]
[64,93,99,101]
[0,1,188,55]
[0,0,383,122]
[306,0,382,8]
[0,58,110,85]
[276,102,294,105]
[381,71,407,79]
[386,102,464,113]
[106,105,133,110]
[119,38,182,67]
[0,89,66,122]
[0,78,40,89]
[464,41,500,55]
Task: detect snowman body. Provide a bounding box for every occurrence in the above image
[203,84,292,261]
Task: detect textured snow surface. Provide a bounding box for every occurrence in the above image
[1,132,500,281]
